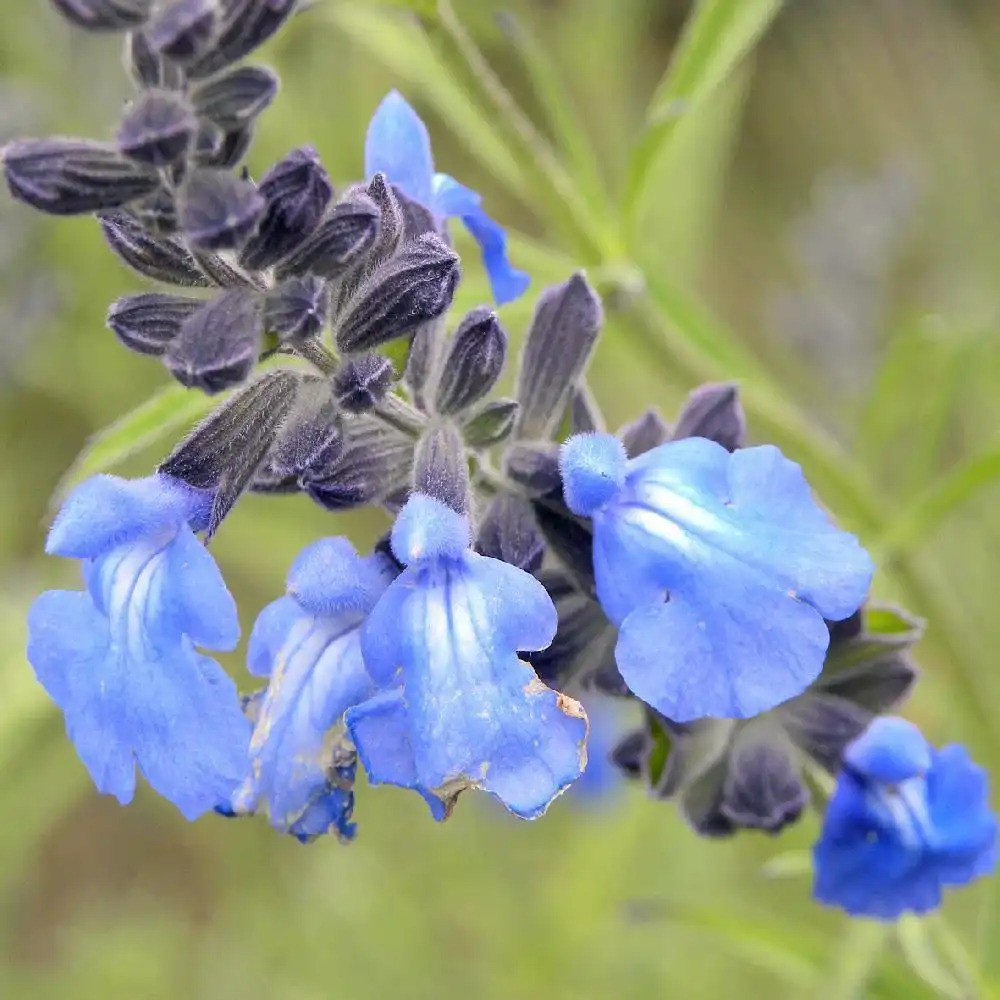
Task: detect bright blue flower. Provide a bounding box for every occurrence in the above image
[560,434,874,722]
[365,90,530,306]
[231,538,397,840]
[26,473,249,820]
[347,493,587,819]
[814,717,997,920]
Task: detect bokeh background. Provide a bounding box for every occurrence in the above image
[2,0,1000,996]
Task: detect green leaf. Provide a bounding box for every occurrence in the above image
[623,0,785,230]
[873,441,1000,563]
[52,383,218,505]
[897,917,968,1000]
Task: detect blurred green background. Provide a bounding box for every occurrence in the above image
[3,0,1000,996]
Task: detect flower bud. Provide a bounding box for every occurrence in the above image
[107,292,204,356]
[116,90,196,166]
[179,167,264,250]
[100,210,209,286]
[333,354,396,413]
[434,307,506,416]
[2,138,158,215]
[515,272,602,439]
[146,0,216,62]
[275,194,380,279]
[187,0,296,80]
[50,0,150,32]
[192,66,279,130]
[334,233,459,354]
[672,382,746,451]
[239,146,333,271]
[263,276,328,342]
[163,288,262,393]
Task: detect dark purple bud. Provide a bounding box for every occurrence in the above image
[413,422,469,515]
[402,321,444,411]
[2,138,158,216]
[239,146,333,271]
[179,168,264,250]
[194,122,255,170]
[265,378,341,478]
[187,0,297,80]
[619,408,670,457]
[719,735,807,835]
[164,287,262,393]
[435,307,507,416]
[125,30,186,90]
[779,695,872,774]
[106,292,204,356]
[461,398,518,449]
[304,416,414,511]
[333,353,395,413]
[160,369,300,537]
[515,272,602,439]
[504,441,561,497]
[146,0,216,62]
[393,185,439,239]
[531,502,595,597]
[100,210,209,286]
[263,275,328,342]
[672,382,746,451]
[569,382,605,435]
[476,494,543,573]
[116,89,196,166]
[50,0,151,31]
[360,172,403,269]
[275,194,379,279]
[335,233,459,354]
[131,186,178,235]
[611,730,646,779]
[192,66,279,129]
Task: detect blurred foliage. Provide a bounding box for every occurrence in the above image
[2,0,1000,997]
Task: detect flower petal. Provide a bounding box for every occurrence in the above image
[363,558,587,818]
[246,596,301,678]
[287,537,395,618]
[588,437,872,720]
[926,745,997,870]
[844,716,931,783]
[364,91,434,206]
[160,524,240,650]
[236,611,374,829]
[47,473,205,558]
[346,689,449,821]
[615,581,829,721]
[433,173,529,305]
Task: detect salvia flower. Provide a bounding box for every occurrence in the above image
[364,90,529,306]
[813,717,997,919]
[231,538,397,841]
[26,473,249,819]
[346,493,587,819]
[627,607,921,837]
[560,433,874,721]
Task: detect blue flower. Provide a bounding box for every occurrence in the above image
[560,433,874,722]
[569,695,630,803]
[814,717,997,920]
[231,537,397,841]
[26,474,249,820]
[346,493,587,819]
[365,90,530,306]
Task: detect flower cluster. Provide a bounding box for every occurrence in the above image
[6,0,995,925]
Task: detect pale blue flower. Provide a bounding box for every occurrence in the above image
[347,493,587,819]
[365,90,530,305]
[560,433,874,722]
[26,474,249,820]
[814,717,997,919]
[232,537,396,840]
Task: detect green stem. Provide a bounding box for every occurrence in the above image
[425,0,617,261]
[819,921,890,1000]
